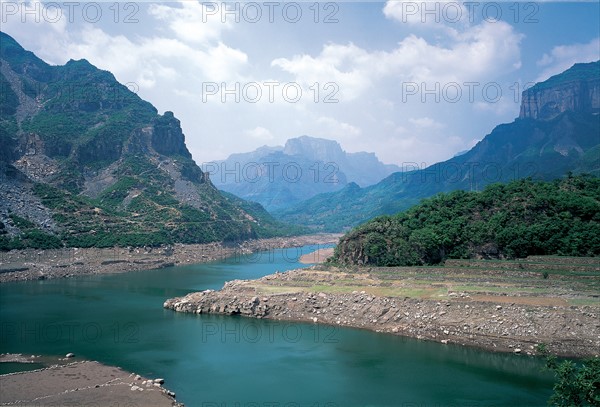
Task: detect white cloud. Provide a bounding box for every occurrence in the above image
[408,117,444,130]
[317,117,362,139]
[148,2,232,45]
[272,20,522,102]
[244,126,274,141]
[536,38,600,82]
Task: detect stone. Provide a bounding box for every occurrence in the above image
[65,353,75,358]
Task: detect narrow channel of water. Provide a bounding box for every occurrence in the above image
[0,245,553,406]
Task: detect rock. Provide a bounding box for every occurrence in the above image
[496,305,502,310]
[131,386,139,391]
[65,353,75,358]
[514,348,522,353]
[153,378,164,384]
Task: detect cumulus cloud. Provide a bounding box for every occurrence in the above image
[244,126,274,141]
[408,117,444,130]
[272,20,522,102]
[148,2,232,45]
[316,117,362,139]
[536,38,600,82]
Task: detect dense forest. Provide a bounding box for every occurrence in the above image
[332,175,600,266]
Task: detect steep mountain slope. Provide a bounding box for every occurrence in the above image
[210,135,400,211]
[275,61,600,231]
[0,32,296,249]
[331,176,600,266]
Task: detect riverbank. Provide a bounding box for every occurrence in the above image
[164,256,600,358]
[0,354,182,406]
[0,234,341,283]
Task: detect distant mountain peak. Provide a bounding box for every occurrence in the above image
[212,135,400,211]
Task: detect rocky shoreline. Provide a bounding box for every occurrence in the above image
[0,355,182,406]
[0,234,341,283]
[164,264,600,358]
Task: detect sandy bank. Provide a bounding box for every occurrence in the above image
[299,247,335,264]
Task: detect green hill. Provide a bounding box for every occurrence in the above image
[331,175,600,266]
[0,32,301,250]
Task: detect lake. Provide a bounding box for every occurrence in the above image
[0,245,553,406]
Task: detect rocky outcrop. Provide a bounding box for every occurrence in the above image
[151,112,192,159]
[520,61,600,120]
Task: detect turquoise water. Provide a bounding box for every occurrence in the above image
[0,245,553,406]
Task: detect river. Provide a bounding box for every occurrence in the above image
[0,245,553,406]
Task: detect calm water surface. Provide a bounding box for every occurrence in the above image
[0,245,553,406]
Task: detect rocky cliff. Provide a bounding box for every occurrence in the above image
[519,61,600,120]
[0,31,294,249]
[276,61,600,231]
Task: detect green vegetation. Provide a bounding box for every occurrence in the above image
[332,176,600,266]
[0,213,63,250]
[0,32,302,250]
[542,353,600,406]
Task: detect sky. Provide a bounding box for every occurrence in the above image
[1,1,599,168]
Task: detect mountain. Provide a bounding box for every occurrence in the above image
[0,32,298,249]
[331,176,600,266]
[274,61,600,232]
[210,135,400,211]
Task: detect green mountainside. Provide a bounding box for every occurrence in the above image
[331,175,600,266]
[274,61,600,232]
[0,32,300,250]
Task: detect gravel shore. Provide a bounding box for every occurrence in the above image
[164,260,600,358]
[0,356,182,406]
[0,234,341,283]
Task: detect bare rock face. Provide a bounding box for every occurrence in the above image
[519,61,600,120]
[151,111,192,159]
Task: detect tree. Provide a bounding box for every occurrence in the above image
[545,356,600,406]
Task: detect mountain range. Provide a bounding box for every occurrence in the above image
[274,61,600,231]
[210,136,400,211]
[0,32,297,249]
